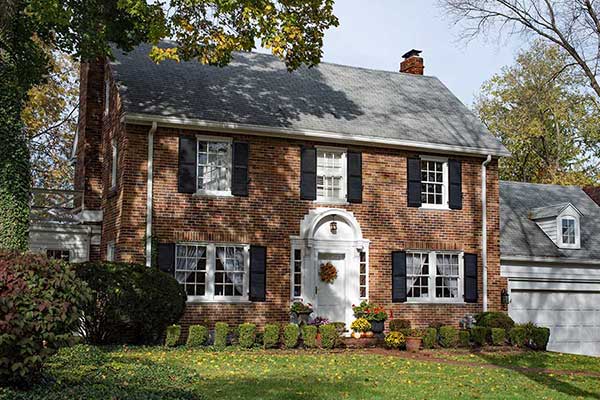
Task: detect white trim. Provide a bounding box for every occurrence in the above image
[419,155,449,209]
[104,77,110,116]
[501,255,600,265]
[145,122,157,267]
[315,146,347,203]
[110,138,118,189]
[405,250,465,304]
[481,154,492,311]
[557,212,581,249]
[106,241,115,261]
[124,113,510,157]
[195,135,233,197]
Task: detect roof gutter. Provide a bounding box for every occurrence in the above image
[481,154,492,312]
[145,121,157,267]
[501,255,600,266]
[124,113,510,158]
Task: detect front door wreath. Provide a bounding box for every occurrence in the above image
[319,262,337,284]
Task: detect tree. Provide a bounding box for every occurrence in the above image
[440,0,600,100]
[475,40,600,185]
[0,0,338,250]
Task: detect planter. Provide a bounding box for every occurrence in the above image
[370,320,385,334]
[406,336,422,352]
[351,331,361,339]
[290,312,312,325]
[365,331,374,338]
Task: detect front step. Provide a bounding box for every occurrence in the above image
[343,337,385,348]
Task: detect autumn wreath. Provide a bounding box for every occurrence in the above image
[319,262,337,284]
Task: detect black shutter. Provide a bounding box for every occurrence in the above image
[448,159,462,210]
[249,245,267,302]
[300,147,317,200]
[464,253,478,303]
[407,158,422,207]
[347,151,362,203]
[178,135,197,194]
[392,251,407,303]
[157,243,175,275]
[232,141,249,196]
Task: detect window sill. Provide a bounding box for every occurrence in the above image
[186,298,251,304]
[419,205,450,211]
[314,199,349,205]
[406,299,466,305]
[193,191,233,198]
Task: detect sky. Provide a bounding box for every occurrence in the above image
[315,0,526,106]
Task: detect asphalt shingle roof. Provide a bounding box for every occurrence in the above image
[110,42,507,155]
[500,181,600,260]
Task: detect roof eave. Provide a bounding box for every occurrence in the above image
[124,112,511,158]
[501,255,600,265]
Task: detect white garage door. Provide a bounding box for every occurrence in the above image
[509,289,600,356]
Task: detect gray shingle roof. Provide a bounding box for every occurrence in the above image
[110,42,508,155]
[529,203,581,220]
[500,181,600,260]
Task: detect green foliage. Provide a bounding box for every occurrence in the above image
[509,325,528,347]
[475,312,515,331]
[319,324,339,349]
[384,331,406,349]
[302,325,318,348]
[165,325,181,347]
[459,330,471,347]
[530,327,551,351]
[75,262,186,345]
[214,322,229,349]
[438,326,459,348]
[471,326,490,346]
[186,325,208,347]
[283,324,300,348]
[389,319,411,331]
[491,328,506,346]
[422,328,437,349]
[263,324,280,349]
[0,251,91,386]
[238,323,256,349]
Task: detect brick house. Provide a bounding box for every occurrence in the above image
[73,43,510,331]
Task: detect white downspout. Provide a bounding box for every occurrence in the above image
[145,121,157,267]
[481,154,492,311]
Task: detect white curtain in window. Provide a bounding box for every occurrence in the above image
[216,247,244,295]
[176,245,206,283]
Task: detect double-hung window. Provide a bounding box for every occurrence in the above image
[175,243,249,302]
[197,137,232,195]
[561,217,576,245]
[407,251,463,302]
[420,157,448,208]
[316,147,346,202]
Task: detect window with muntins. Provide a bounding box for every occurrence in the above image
[421,159,447,207]
[197,139,232,194]
[562,217,576,244]
[317,148,346,202]
[175,243,248,301]
[407,251,463,302]
[47,249,70,261]
[106,241,115,262]
[292,249,302,298]
[359,250,368,299]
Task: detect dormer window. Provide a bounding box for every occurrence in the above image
[557,214,580,249]
[530,202,581,249]
[561,217,576,245]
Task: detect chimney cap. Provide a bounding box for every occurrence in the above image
[402,49,422,59]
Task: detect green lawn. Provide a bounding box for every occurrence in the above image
[2,345,600,400]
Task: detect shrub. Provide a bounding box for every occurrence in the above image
[331,322,347,335]
[284,323,300,348]
[470,326,490,346]
[491,328,506,346]
[438,326,459,348]
[302,325,318,348]
[75,261,187,345]
[475,312,515,331]
[0,251,91,386]
[384,331,406,349]
[509,325,528,347]
[422,328,437,349]
[186,325,209,347]
[263,324,280,349]
[214,322,229,349]
[165,325,181,347]
[389,319,411,331]
[320,324,339,349]
[531,327,550,350]
[238,323,256,348]
[350,318,371,333]
[459,330,471,347]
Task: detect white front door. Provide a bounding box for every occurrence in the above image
[316,252,347,323]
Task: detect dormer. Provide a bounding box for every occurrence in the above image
[529,203,582,249]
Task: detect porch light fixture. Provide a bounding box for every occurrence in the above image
[501,289,510,305]
[330,216,338,235]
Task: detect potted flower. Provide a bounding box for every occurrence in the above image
[290,301,313,324]
[353,301,388,334]
[350,318,371,338]
[405,328,423,352]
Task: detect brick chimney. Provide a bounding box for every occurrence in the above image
[400,49,424,75]
[584,186,600,206]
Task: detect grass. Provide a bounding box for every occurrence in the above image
[1,345,600,400]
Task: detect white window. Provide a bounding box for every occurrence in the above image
[316,147,346,202]
[111,138,118,188]
[557,215,580,248]
[175,243,249,302]
[291,248,302,298]
[562,217,576,244]
[104,77,110,116]
[197,137,232,195]
[106,241,115,261]
[359,250,368,299]
[420,157,448,208]
[407,251,463,302]
[47,249,70,261]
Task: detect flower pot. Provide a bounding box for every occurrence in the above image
[351,331,361,339]
[406,336,422,352]
[298,312,311,325]
[370,320,385,334]
[365,331,374,338]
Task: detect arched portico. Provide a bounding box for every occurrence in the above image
[290,208,370,329]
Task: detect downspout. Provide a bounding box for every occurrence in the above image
[145,121,157,267]
[481,154,492,311]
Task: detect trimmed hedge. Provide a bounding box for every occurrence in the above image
[475,312,515,331]
[284,324,300,348]
[458,330,471,347]
[531,327,550,350]
[389,319,411,331]
[509,325,527,347]
[186,325,208,347]
[320,324,339,349]
[165,325,181,347]
[422,328,437,349]
[470,326,489,346]
[438,326,459,348]
[491,328,506,346]
[214,322,229,349]
[263,324,280,349]
[302,325,318,348]
[239,323,256,349]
